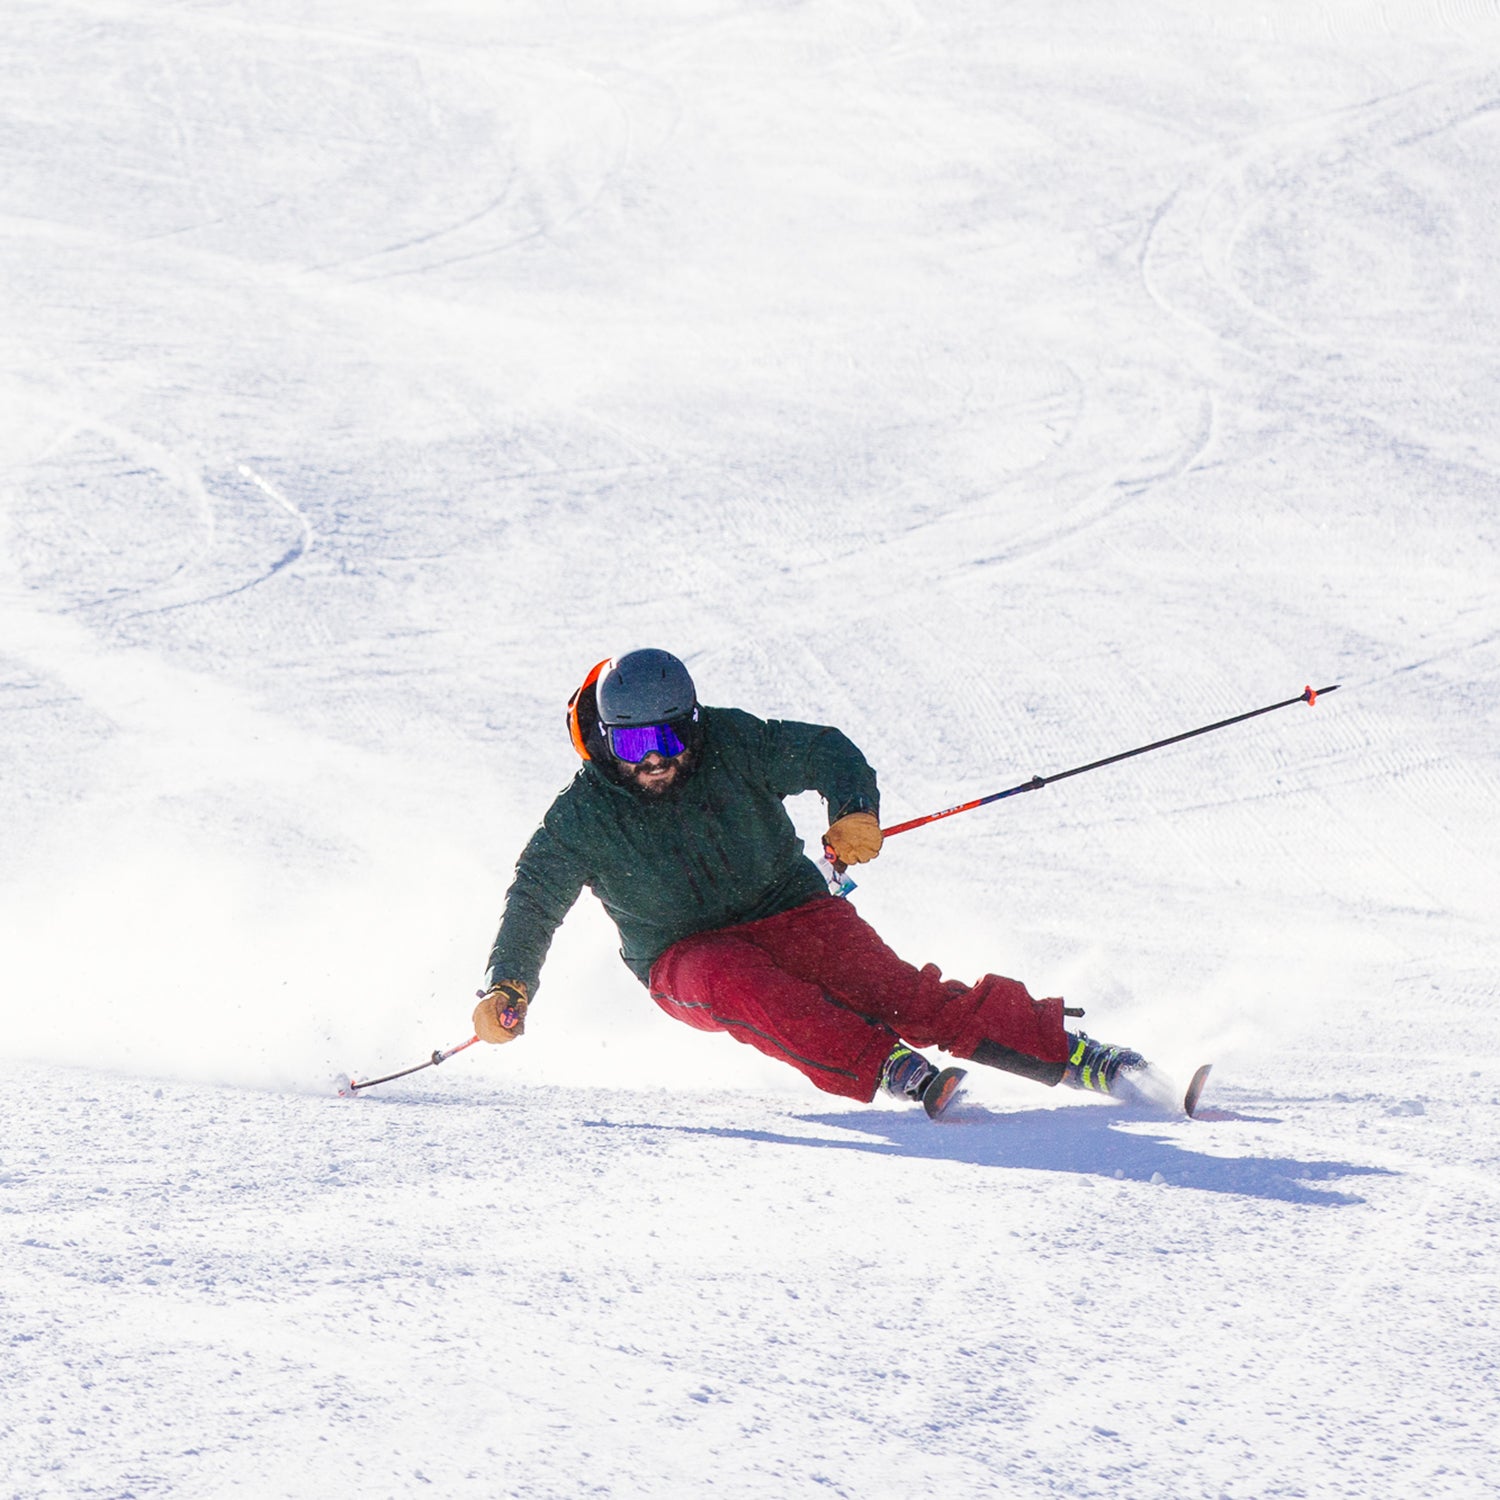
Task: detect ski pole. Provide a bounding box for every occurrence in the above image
[880,682,1339,840]
[823,683,1340,887]
[338,989,526,1096]
[338,1034,481,1097]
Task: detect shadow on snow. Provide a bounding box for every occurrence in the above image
[585,1101,1393,1207]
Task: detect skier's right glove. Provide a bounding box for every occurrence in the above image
[473,981,529,1044]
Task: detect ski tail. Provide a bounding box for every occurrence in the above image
[1183,1063,1213,1118]
[1110,1060,1214,1117]
[921,1066,968,1120]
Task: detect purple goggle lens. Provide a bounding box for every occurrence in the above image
[608,721,688,763]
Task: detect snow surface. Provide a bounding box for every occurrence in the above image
[4,1,1500,1495]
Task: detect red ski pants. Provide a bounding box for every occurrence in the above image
[647,895,1069,1101]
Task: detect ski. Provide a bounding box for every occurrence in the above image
[1183,1063,1213,1118]
[921,1066,968,1119]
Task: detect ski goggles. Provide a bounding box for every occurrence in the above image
[606,720,690,763]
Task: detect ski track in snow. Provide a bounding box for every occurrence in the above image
[4,1,1500,1496]
[5,1065,1499,1499]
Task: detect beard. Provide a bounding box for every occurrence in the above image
[627,749,695,797]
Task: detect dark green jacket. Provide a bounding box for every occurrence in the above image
[485,706,879,994]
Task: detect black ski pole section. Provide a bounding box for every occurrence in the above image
[882,683,1339,838]
[1017,681,1341,793]
[342,1036,480,1095]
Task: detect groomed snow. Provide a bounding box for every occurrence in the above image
[3,2,1499,1496]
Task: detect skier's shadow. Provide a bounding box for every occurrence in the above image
[621,1102,1392,1206]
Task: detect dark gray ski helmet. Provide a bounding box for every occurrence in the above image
[596,649,697,726]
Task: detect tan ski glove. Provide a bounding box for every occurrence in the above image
[473,981,529,1044]
[824,811,884,866]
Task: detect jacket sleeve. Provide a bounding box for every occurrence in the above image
[755,713,880,822]
[484,814,589,998]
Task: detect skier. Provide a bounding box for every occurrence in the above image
[472,648,1148,1117]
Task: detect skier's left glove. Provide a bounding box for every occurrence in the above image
[473,981,529,1044]
[824,811,883,866]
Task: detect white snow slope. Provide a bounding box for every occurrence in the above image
[4,2,1500,1496]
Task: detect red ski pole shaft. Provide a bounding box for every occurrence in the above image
[881,683,1339,840]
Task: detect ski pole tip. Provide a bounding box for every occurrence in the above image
[1303,683,1339,705]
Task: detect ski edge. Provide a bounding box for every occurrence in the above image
[1183,1063,1214,1118]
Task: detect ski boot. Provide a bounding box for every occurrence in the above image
[880,1043,967,1119]
[1061,1031,1148,1097]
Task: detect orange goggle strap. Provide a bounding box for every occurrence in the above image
[567,658,611,760]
